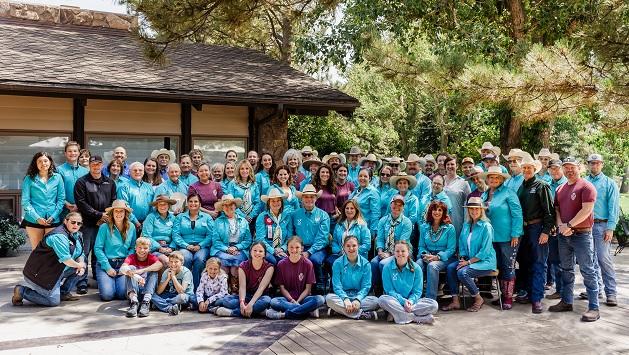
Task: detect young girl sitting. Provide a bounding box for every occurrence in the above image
[196,258,229,314]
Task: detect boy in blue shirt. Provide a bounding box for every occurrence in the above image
[152,251,195,315]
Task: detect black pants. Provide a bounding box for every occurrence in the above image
[77,224,99,288]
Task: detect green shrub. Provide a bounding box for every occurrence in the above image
[0,218,26,252]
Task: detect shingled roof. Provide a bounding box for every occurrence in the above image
[0,17,359,112]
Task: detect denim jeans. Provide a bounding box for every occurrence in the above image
[558,232,599,310]
[547,234,563,294]
[325,253,342,270]
[370,255,393,290]
[307,248,328,291]
[446,262,494,296]
[265,253,281,265]
[524,223,549,302]
[378,295,438,324]
[125,267,158,301]
[420,257,456,300]
[270,295,325,319]
[151,291,195,312]
[325,294,379,319]
[77,224,98,288]
[20,267,81,307]
[222,294,271,317]
[591,221,617,297]
[95,263,127,301]
[215,250,247,267]
[179,247,211,291]
[493,241,518,281]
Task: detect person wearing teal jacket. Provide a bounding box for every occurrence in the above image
[22,152,66,249]
[327,200,372,268]
[154,164,188,213]
[255,188,292,264]
[349,168,381,236]
[377,166,396,217]
[57,141,88,217]
[94,200,137,301]
[178,155,199,190]
[255,152,275,196]
[389,173,420,225]
[228,160,262,222]
[443,197,497,312]
[418,175,453,220]
[325,236,379,320]
[271,165,301,216]
[378,240,438,324]
[143,196,177,261]
[119,162,155,228]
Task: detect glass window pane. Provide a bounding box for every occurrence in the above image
[193,138,247,164]
[0,135,69,190]
[87,136,179,165]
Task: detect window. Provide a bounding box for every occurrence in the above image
[87,136,180,165]
[193,138,247,164]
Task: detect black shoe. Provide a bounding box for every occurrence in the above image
[126,302,139,318]
[138,301,150,317]
[77,285,88,295]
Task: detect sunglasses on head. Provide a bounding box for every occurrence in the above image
[68,220,83,226]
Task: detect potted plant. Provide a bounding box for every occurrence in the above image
[0,217,26,257]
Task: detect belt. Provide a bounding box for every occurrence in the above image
[524,218,542,226]
[572,228,592,233]
[594,219,608,223]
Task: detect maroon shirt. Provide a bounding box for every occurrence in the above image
[293,172,306,190]
[315,187,337,215]
[124,253,160,268]
[554,178,597,229]
[274,256,316,300]
[336,181,355,209]
[239,259,273,295]
[189,181,223,212]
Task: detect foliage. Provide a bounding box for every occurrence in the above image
[287,114,354,156]
[0,218,25,252]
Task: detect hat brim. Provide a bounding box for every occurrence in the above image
[463,203,488,209]
[150,198,177,207]
[105,206,133,214]
[296,190,323,199]
[480,171,511,180]
[389,175,417,189]
[260,192,288,203]
[521,161,542,175]
[214,198,243,211]
[302,159,323,170]
[358,158,382,171]
[323,154,347,165]
[151,149,176,162]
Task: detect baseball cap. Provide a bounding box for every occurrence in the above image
[89,155,104,164]
[562,157,579,166]
[586,153,603,163]
[390,194,406,205]
[462,157,474,165]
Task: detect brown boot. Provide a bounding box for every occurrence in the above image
[229,274,239,294]
[502,279,515,310]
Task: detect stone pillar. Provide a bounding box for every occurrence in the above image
[254,107,288,161]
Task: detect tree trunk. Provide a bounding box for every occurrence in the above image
[498,103,521,152]
[506,0,525,42]
[540,120,553,148]
[280,15,292,64]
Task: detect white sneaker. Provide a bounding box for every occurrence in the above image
[214,307,233,317]
[358,311,378,320]
[310,308,320,318]
[414,314,434,325]
[265,308,285,319]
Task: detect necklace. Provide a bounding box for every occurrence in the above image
[428,225,445,243]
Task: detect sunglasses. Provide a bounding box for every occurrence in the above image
[380,173,391,177]
[302,153,312,158]
[68,220,83,226]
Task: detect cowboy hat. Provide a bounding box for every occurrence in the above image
[296,184,323,199]
[465,166,484,181]
[105,199,133,214]
[478,142,501,157]
[383,157,407,172]
[300,146,318,157]
[358,153,382,170]
[503,148,528,161]
[405,153,423,163]
[261,188,288,203]
[214,194,243,210]
[302,156,323,170]
[534,148,552,159]
[150,194,177,207]
[463,196,488,209]
[424,154,436,164]
[480,165,511,180]
[322,152,347,165]
[151,148,176,163]
[389,173,417,189]
[390,194,406,205]
[520,154,542,174]
[549,153,560,161]
[346,146,363,156]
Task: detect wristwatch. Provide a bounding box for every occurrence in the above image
[566,222,573,229]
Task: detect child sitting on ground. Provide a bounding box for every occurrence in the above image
[151,251,196,315]
[196,257,229,314]
[120,237,163,318]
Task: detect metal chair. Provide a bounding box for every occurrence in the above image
[460,270,502,311]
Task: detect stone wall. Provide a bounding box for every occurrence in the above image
[0,1,137,30]
[254,107,289,161]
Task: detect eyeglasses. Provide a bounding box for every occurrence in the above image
[380,173,391,177]
[389,164,399,167]
[68,220,83,226]
[302,153,312,158]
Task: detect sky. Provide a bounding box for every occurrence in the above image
[20,0,127,13]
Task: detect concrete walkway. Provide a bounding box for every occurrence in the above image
[1,248,628,354]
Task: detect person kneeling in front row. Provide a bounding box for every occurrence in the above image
[152,251,196,315]
[120,237,163,318]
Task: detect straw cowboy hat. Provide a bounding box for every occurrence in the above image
[296,184,323,199]
[151,148,176,162]
[260,188,288,203]
[478,142,501,157]
[463,196,488,209]
[346,146,363,156]
[358,153,382,170]
[534,148,552,159]
[424,154,436,164]
[405,153,423,163]
[384,157,407,171]
[503,148,528,161]
[214,194,243,210]
[465,166,484,181]
[302,156,323,170]
[520,154,542,174]
[480,165,511,180]
[150,194,177,207]
[322,152,346,165]
[389,172,417,189]
[301,146,318,157]
[105,199,133,214]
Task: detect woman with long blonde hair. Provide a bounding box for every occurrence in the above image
[227,160,261,223]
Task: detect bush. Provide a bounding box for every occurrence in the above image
[0,218,26,253]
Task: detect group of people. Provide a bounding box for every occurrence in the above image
[12,141,620,324]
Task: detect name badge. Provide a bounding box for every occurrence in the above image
[529,188,536,194]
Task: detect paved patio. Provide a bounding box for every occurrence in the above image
[1,247,628,355]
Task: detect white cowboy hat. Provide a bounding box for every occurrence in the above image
[302,156,323,170]
[465,166,484,181]
[151,148,176,163]
[424,154,436,164]
[260,188,288,203]
[296,184,323,199]
[478,142,501,157]
[105,199,133,214]
[346,146,363,156]
[535,148,552,159]
[383,157,407,172]
[358,153,382,170]
[503,148,527,161]
[214,194,243,210]
[405,153,423,163]
[520,154,542,174]
[480,165,511,180]
[322,152,346,165]
[300,146,318,157]
[463,196,488,209]
[389,172,417,189]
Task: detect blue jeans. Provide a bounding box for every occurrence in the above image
[547,234,563,294]
[524,223,549,302]
[493,241,518,281]
[307,248,328,291]
[77,224,98,288]
[215,250,247,267]
[95,263,126,301]
[558,232,599,310]
[125,267,158,300]
[420,257,456,300]
[325,253,341,269]
[265,253,284,265]
[370,255,393,291]
[270,295,325,319]
[20,267,81,306]
[151,291,195,312]
[446,262,494,296]
[592,221,617,297]
[179,247,211,291]
[222,294,271,317]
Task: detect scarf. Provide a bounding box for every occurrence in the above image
[238,181,254,216]
[386,215,402,253]
[341,220,358,254]
[267,212,283,248]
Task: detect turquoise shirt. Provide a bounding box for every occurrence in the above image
[255,170,272,195]
[255,210,292,254]
[119,178,155,224]
[21,173,66,224]
[221,179,233,194]
[299,175,312,191]
[173,211,215,249]
[228,181,262,220]
[418,222,457,261]
[549,176,568,199]
[375,214,413,251]
[349,185,381,234]
[211,214,252,257]
[378,184,397,217]
[347,164,361,185]
[142,212,176,251]
[179,172,199,190]
[387,191,419,225]
[504,173,524,192]
[382,259,423,305]
[113,176,129,200]
[154,178,188,198]
[537,171,552,184]
[270,183,301,216]
[160,266,194,296]
[477,162,509,174]
[332,220,371,257]
[332,255,371,301]
[482,185,523,242]
[57,162,88,204]
[290,207,330,254]
[586,172,620,230]
[411,172,432,202]
[46,231,84,271]
[418,191,452,221]
[458,220,497,271]
[94,223,137,271]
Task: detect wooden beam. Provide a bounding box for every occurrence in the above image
[72,98,86,147]
[248,106,256,152]
[180,103,192,154]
